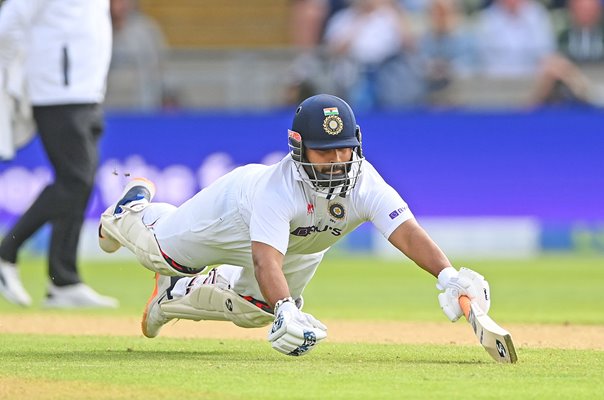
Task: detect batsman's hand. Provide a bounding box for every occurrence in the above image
[268,301,327,356]
[437,267,490,322]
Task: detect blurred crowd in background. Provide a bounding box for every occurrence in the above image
[106,0,604,111]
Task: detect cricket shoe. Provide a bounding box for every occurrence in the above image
[98,177,156,253]
[0,260,32,306]
[142,273,174,338]
[43,283,119,308]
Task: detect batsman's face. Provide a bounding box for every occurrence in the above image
[306,147,353,175]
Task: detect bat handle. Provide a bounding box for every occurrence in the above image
[459,295,472,320]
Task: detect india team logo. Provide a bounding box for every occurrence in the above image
[328,203,345,219]
[323,115,343,135]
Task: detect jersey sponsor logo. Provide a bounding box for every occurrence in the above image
[323,115,343,135]
[291,224,342,237]
[388,206,408,220]
[328,202,345,219]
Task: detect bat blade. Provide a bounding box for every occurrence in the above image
[459,295,518,363]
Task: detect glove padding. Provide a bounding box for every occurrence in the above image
[268,301,327,356]
[437,267,490,322]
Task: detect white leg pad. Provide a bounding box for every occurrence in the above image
[100,204,195,276]
[160,285,274,328]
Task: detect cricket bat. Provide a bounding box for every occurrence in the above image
[459,295,518,363]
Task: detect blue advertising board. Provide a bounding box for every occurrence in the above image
[1,108,603,253]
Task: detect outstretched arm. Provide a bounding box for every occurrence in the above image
[251,241,289,308]
[387,218,452,278]
[251,240,327,356]
[387,218,491,321]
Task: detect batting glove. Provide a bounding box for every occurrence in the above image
[268,299,327,356]
[437,267,491,322]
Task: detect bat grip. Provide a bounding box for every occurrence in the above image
[459,295,472,320]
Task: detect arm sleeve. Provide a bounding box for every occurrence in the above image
[0,0,45,67]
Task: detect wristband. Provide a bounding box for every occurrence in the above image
[274,296,295,314]
[437,266,458,290]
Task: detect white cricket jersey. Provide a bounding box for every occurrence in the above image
[154,155,413,269]
[152,155,413,300]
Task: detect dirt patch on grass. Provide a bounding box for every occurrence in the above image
[1,315,603,350]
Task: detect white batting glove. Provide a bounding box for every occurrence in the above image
[436,267,491,322]
[268,300,327,356]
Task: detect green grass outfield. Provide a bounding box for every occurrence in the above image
[1,254,603,399]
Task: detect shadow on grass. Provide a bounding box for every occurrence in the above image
[1,349,233,362]
[402,359,491,365]
[1,348,492,366]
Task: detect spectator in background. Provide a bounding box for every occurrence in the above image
[398,0,431,14]
[286,0,351,104]
[0,0,118,308]
[324,0,423,110]
[107,0,174,111]
[290,0,330,50]
[420,0,477,105]
[529,0,604,106]
[289,0,350,48]
[558,0,604,63]
[475,0,555,77]
[530,53,593,105]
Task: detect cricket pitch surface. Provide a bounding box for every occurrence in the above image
[1,315,602,350]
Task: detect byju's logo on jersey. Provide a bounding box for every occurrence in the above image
[291,224,342,237]
[388,206,408,220]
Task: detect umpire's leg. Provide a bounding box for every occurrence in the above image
[0,104,103,285]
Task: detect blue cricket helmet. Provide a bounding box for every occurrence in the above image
[288,94,364,199]
[291,94,361,150]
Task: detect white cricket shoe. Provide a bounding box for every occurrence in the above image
[43,283,119,308]
[0,260,32,307]
[98,177,156,253]
[141,273,173,338]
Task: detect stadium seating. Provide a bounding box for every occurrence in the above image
[138,0,290,49]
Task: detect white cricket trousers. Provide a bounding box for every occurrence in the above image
[141,203,324,301]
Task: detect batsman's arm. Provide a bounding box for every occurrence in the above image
[251,241,291,308]
[387,218,452,278]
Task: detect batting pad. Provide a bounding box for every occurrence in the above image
[100,204,196,277]
[160,285,274,328]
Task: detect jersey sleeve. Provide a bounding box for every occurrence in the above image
[249,189,294,256]
[357,166,414,239]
